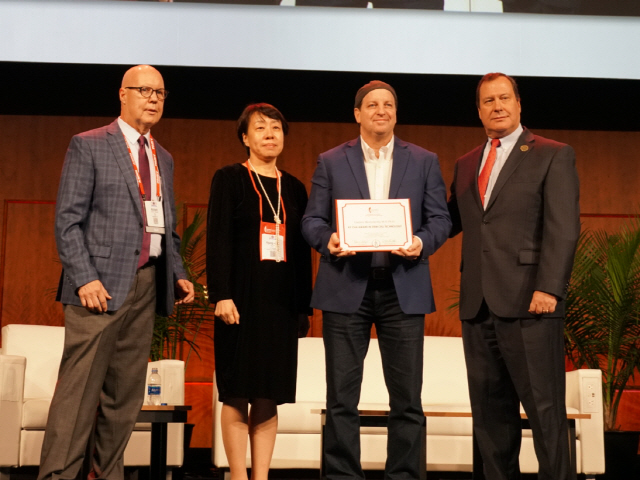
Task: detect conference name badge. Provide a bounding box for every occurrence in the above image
[335,199,413,252]
[144,200,166,234]
[260,221,287,262]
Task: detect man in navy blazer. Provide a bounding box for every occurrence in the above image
[39,65,194,480]
[448,73,580,480]
[302,81,450,480]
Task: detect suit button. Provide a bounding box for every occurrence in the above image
[135,249,140,255]
[139,222,143,228]
[482,220,489,225]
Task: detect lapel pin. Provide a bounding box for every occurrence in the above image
[520,145,529,152]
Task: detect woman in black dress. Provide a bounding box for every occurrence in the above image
[206,104,311,480]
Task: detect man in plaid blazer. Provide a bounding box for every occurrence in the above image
[38,65,194,480]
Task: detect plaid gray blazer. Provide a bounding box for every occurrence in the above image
[55,120,186,316]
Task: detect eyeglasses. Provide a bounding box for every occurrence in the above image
[125,86,169,100]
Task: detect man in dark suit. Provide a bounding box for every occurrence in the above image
[38,65,194,480]
[447,73,580,480]
[302,81,451,480]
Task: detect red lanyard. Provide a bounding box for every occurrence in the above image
[122,133,162,201]
[244,161,286,224]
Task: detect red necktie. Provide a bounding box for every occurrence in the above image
[137,136,151,268]
[478,138,501,206]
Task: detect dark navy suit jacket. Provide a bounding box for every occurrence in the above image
[448,128,580,320]
[301,136,451,314]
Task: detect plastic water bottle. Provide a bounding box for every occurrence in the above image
[147,367,162,406]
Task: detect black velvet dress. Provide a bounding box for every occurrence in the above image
[206,163,312,404]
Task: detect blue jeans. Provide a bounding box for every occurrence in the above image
[322,277,425,480]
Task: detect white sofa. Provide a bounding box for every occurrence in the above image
[212,336,605,477]
[0,324,185,479]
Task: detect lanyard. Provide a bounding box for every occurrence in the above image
[244,160,287,225]
[122,133,162,201]
[245,161,287,262]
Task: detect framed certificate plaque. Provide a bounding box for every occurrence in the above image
[335,199,413,252]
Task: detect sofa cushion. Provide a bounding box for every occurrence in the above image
[277,401,326,433]
[2,325,64,399]
[423,337,470,405]
[22,398,50,429]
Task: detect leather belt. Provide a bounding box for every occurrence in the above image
[369,267,391,280]
[139,256,160,270]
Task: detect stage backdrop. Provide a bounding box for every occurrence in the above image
[1,113,639,447]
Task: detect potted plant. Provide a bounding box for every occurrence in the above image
[150,208,215,367]
[564,217,640,476]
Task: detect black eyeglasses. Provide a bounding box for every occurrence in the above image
[125,86,169,100]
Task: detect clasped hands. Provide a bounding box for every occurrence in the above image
[327,232,422,260]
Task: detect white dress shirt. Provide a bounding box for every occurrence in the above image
[362,136,394,200]
[360,136,421,264]
[361,137,393,267]
[118,117,162,257]
[479,124,523,209]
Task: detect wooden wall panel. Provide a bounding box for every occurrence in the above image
[0,115,115,333]
[1,201,63,328]
[181,205,216,383]
[183,323,215,383]
[309,250,324,338]
[580,215,638,233]
[0,116,112,203]
[185,382,213,449]
[3,114,640,449]
[616,390,640,434]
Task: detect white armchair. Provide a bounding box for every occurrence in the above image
[0,324,185,479]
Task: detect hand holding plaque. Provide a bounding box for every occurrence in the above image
[335,199,413,252]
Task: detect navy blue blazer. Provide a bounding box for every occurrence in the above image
[55,120,186,316]
[301,136,451,314]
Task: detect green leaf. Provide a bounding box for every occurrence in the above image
[564,217,640,430]
[150,206,215,369]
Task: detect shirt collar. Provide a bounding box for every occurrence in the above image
[361,136,394,163]
[488,124,523,151]
[118,117,151,145]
